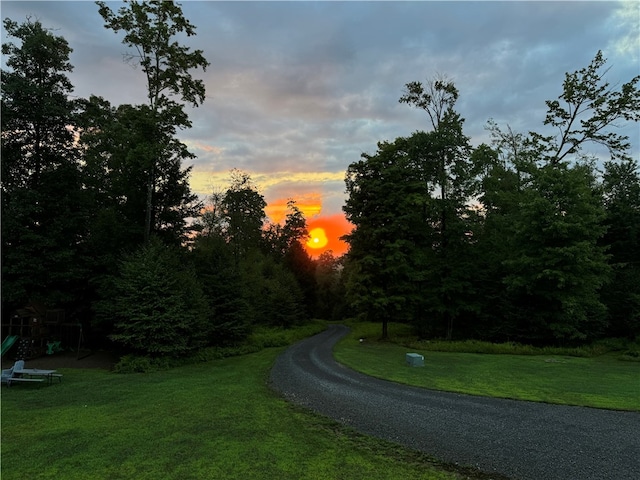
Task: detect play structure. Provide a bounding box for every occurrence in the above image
[1,303,86,360]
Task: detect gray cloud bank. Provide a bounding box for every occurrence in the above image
[2,1,637,215]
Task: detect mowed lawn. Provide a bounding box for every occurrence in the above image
[334,323,640,411]
[1,348,472,480]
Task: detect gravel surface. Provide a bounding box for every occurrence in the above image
[269,325,640,480]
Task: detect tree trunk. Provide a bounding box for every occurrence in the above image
[446,313,453,340]
[144,166,154,243]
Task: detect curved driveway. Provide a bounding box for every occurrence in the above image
[269,325,640,480]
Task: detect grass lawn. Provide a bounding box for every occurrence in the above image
[334,323,640,411]
[1,347,482,480]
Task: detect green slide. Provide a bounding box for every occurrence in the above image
[1,335,19,357]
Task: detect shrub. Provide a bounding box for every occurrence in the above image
[113,321,328,373]
[113,355,170,373]
[619,350,640,362]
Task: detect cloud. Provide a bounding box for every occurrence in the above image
[607,1,640,62]
[189,169,345,209]
[2,0,637,222]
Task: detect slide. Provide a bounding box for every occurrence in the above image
[1,335,18,357]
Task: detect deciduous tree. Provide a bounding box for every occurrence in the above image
[96,0,209,242]
[601,159,640,338]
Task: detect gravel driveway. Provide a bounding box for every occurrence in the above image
[269,325,640,480]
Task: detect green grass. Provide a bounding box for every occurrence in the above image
[334,322,640,411]
[2,345,483,480]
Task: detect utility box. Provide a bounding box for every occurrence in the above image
[406,352,424,367]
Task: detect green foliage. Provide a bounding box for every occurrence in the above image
[99,239,209,357]
[190,235,251,345]
[600,159,640,338]
[248,321,327,348]
[112,321,328,373]
[199,170,268,262]
[619,350,640,362]
[345,80,482,338]
[97,0,209,113]
[96,0,209,242]
[344,134,433,333]
[263,199,310,257]
[403,339,610,358]
[1,18,89,311]
[79,98,202,250]
[502,162,610,342]
[315,251,350,320]
[530,50,640,164]
[225,170,268,258]
[240,251,306,327]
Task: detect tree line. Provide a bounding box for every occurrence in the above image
[343,53,640,344]
[3,3,639,358]
[1,3,347,358]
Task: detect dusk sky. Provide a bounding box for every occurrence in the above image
[1,1,638,256]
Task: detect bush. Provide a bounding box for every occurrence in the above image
[345,321,636,358]
[113,355,170,373]
[619,350,640,362]
[113,321,328,373]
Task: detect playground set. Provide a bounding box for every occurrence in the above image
[1,303,86,361]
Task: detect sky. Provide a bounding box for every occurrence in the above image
[1,1,639,257]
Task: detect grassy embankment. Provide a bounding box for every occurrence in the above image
[333,322,640,411]
[1,323,489,480]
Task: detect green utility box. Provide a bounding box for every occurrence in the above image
[406,352,424,367]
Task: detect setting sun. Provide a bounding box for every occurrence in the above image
[307,228,328,249]
[303,214,352,258]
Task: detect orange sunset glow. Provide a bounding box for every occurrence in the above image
[265,197,352,258]
[265,195,323,224]
[305,214,352,258]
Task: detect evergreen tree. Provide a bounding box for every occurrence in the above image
[1,18,88,311]
[103,239,209,356]
[191,235,251,345]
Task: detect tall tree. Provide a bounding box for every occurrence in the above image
[265,200,316,315]
[399,78,480,339]
[315,251,348,321]
[1,18,88,311]
[239,250,306,327]
[263,200,309,258]
[96,0,209,242]
[344,134,433,338]
[80,99,201,250]
[190,235,251,345]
